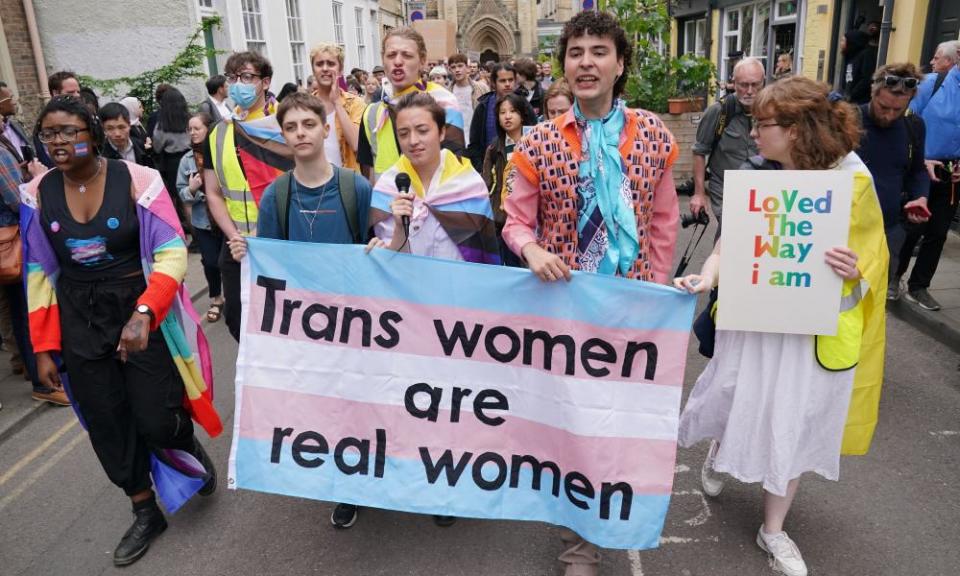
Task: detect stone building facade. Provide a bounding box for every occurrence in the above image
[427,0,538,61]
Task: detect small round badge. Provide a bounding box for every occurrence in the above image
[50,221,60,233]
[107,217,120,230]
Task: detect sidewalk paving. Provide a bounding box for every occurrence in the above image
[0,252,211,443]
[888,230,960,354]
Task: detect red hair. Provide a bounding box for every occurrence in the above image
[752,76,861,169]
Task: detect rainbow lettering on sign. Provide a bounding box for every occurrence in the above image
[748,187,833,287]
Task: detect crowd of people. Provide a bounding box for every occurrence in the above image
[0,8,958,576]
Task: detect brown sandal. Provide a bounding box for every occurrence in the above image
[206,302,224,322]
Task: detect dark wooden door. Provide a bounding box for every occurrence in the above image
[923,0,960,72]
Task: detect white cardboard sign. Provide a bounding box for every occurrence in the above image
[717,170,854,335]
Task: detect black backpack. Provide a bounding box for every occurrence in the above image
[273,167,361,243]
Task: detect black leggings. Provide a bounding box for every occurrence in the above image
[194,227,223,299]
[219,242,241,342]
[59,275,194,496]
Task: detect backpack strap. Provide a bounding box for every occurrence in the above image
[932,70,948,98]
[337,167,361,244]
[710,95,740,157]
[902,111,925,190]
[273,171,292,240]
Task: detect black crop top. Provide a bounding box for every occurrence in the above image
[39,159,142,281]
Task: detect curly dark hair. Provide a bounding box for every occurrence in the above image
[35,94,105,151]
[225,51,274,79]
[556,10,632,99]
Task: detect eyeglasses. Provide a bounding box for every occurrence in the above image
[735,81,764,91]
[751,119,781,130]
[38,126,89,143]
[874,75,919,90]
[225,72,262,85]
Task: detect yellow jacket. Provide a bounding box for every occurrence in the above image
[312,90,365,171]
[832,158,888,455]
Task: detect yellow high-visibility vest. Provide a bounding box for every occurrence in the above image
[209,121,258,236]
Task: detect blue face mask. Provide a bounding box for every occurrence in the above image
[229,82,259,110]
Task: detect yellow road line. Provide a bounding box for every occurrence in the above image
[0,431,85,512]
[0,418,79,488]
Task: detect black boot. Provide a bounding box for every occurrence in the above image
[113,496,167,566]
[193,438,217,496]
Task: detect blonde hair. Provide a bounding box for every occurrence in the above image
[382,27,427,61]
[309,42,344,70]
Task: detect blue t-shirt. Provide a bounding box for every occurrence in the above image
[257,166,372,244]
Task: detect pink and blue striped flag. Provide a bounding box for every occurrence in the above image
[228,239,696,549]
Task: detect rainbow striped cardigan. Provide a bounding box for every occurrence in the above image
[21,161,222,438]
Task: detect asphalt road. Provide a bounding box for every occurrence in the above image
[2,233,959,576]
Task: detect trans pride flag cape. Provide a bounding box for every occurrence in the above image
[370,150,500,264]
[22,161,222,512]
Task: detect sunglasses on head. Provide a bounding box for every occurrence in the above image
[875,75,919,90]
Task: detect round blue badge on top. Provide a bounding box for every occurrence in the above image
[107,217,120,230]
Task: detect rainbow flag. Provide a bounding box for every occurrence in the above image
[233,115,293,204]
[229,240,696,549]
[22,161,221,512]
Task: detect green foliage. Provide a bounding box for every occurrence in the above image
[79,17,221,114]
[605,0,715,112]
[671,53,716,98]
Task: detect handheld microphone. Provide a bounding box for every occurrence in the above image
[395,172,412,238]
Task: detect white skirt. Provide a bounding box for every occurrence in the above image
[678,330,855,496]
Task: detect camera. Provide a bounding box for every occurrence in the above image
[680,210,710,229]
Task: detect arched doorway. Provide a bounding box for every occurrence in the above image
[480,49,500,65]
[465,17,515,60]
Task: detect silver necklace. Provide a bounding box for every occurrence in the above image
[293,171,335,239]
[62,158,103,194]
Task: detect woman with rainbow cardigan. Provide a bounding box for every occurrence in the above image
[23,96,221,567]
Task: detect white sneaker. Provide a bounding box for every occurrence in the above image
[700,439,724,497]
[757,526,808,576]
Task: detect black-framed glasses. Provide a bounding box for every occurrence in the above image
[225,72,262,85]
[38,126,89,143]
[751,119,781,130]
[874,75,919,90]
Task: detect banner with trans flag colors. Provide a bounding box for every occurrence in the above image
[228,239,696,550]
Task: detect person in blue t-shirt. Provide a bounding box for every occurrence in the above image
[229,91,374,531]
[228,91,372,258]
